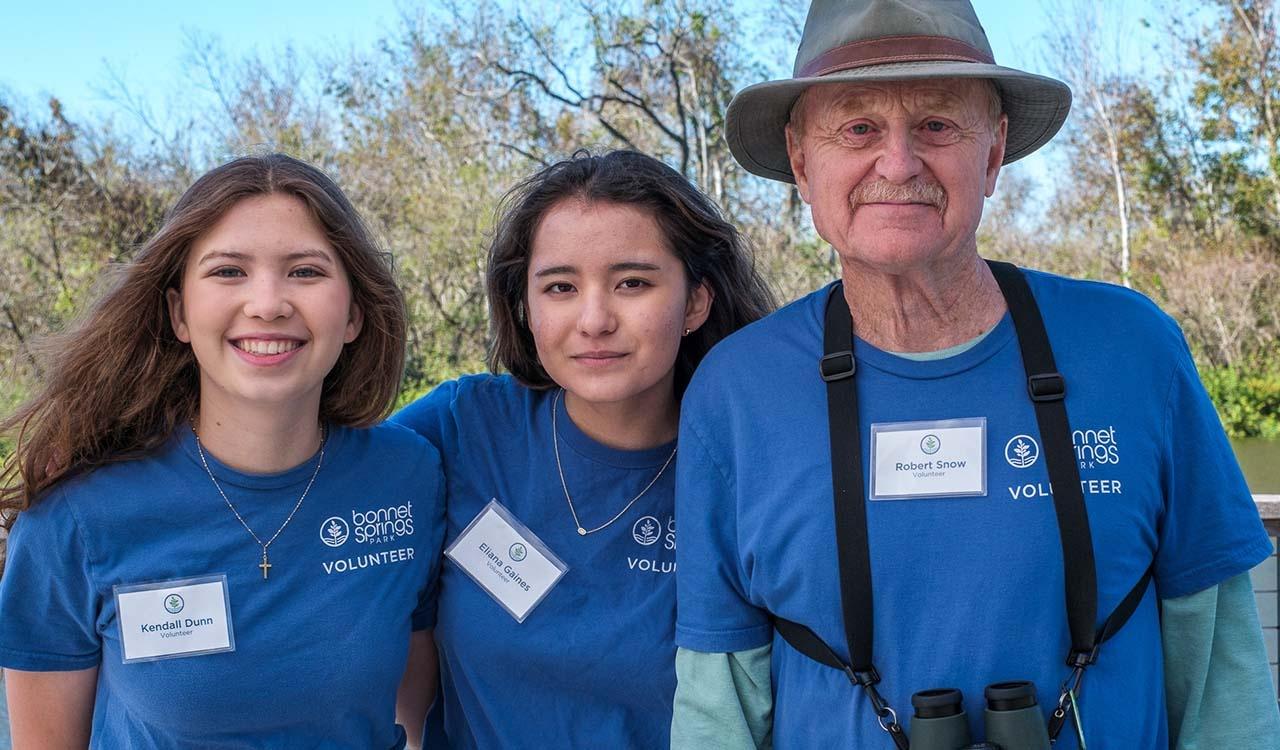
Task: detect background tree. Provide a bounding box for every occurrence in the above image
[0,0,1276,439]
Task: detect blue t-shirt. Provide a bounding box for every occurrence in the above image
[0,423,445,749]
[675,271,1273,750]
[393,375,678,750]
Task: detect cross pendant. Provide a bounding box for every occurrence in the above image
[259,552,272,580]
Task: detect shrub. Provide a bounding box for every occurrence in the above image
[1200,358,1280,439]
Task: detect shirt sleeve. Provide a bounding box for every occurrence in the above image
[393,381,461,631]
[671,645,773,750]
[391,379,461,452]
[0,487,102,670]
[1155,343,1273,599]
[1162,571,1280,748]
[674,413,772,653]
[408,444,448,632]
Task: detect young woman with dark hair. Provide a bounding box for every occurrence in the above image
[0,153,444,749]
[392,149,777,749]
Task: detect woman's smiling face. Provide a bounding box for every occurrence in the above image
[167,193,363,416]
[525,199,710,411]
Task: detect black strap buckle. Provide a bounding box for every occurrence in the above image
[820,351,855,382]
[843,665,880,688]
[1027,372,1066,402]
[1067,644,1100,668]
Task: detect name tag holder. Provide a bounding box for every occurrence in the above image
[446,500,569,623]
[114,574,235,663]
[869,417,987,500]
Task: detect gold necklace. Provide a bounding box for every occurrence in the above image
[192,425,326,580]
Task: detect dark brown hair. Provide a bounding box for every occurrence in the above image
[0,153,406,523]
[487,149,777,394]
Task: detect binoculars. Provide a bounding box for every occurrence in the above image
[909,681,1051,750]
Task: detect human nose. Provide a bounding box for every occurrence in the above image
[576,289,617,337]
[875,126,924,183]
[241,276,293,320]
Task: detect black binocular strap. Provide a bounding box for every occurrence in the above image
[772,263,1154,747]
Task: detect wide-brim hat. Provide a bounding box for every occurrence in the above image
[726,0,1072,183]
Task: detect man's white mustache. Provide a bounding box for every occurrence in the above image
[852,180,948,210]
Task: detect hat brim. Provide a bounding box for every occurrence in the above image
[725,61,1072,183]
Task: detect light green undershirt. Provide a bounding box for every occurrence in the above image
[671,573,1279,749]
[884,323,997,361]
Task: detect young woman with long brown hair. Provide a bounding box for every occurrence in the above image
[0,153,444,749]
[391,150,777,749]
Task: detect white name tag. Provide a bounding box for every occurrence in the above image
[446,500,568,623]
[114,575,236,663]
[870,418,987,500]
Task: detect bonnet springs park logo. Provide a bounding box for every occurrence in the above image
[632,516,661,546]
[164,593,185,615]
[321,517,350,547]
[320,502,418,575]
[1005,435,1040,469]
[628,515,676,574]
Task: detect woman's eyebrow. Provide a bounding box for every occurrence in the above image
[533,261,663,277]
[533,264,577,277]
[195,248,334,265]
[610,262,661,272]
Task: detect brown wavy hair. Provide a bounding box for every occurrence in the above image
[487,150,777,394]
[0,153,406,526]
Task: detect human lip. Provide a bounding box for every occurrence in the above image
[229,335,307,365]
[570,351,628,366]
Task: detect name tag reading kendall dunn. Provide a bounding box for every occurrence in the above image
[114,574,236,663]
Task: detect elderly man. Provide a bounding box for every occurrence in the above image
[672,1,1279,748]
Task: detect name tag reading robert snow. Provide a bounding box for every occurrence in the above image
[114,575,235,663]
[446,500,568,623]
[870,418,987,500]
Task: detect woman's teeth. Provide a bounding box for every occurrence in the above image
[235,339,301,355]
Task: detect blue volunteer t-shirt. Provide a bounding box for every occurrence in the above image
[393,374,678,750]
[0,423,445,749]
[675,270,1273,750]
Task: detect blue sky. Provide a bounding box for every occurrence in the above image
[0,1,1154,112]
[1,0,1159,182]
[0,0,407,119]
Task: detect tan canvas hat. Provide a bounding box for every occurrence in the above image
[726,0,1072,183]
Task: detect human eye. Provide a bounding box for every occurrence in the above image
[618,277,651,291]
[919,118,961,143]
[209,266,245,279]
[289,266,326,279]
[845,122,874,137]
[544,281,575,295]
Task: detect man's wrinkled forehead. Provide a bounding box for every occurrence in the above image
[792,79,997,130]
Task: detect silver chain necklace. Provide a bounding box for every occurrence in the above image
[551,389,677,537]
[192,424,327,580]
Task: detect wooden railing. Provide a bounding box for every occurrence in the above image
[1259,495,1280,536]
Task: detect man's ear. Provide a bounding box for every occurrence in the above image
[785,122,813,204]
[984,114,1008,197]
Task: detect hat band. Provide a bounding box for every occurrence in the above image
[796,35,995,79]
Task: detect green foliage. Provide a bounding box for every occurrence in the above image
[1201,358,1280,438]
